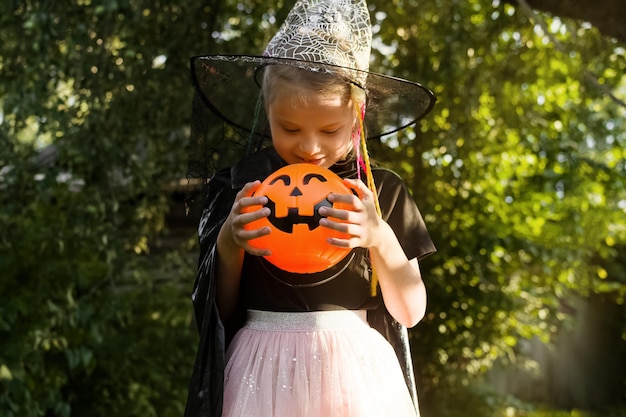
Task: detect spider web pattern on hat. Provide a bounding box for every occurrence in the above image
[264,0,372,84]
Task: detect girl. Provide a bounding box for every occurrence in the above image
[185,1,436,416]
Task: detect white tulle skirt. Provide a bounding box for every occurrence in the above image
[222,309,419,417]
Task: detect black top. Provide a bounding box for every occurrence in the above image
[240,167,435,312]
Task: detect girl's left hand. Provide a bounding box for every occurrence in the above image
[318,178,382,249]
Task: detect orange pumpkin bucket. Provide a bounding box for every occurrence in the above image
[245,164,353,273]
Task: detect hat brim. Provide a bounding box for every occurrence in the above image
[190,54,436,139]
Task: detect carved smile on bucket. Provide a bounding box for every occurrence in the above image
[264,195,332,233]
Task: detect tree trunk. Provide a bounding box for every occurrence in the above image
[522,0,626,43]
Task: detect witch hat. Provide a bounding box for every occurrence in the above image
[190,0,436,140]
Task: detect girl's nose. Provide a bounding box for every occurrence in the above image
[299,135,321,154]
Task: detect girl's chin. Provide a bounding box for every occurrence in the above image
[302,160,324,166]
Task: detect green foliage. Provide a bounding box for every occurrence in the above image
[497,407,626,417]
[1,0,625,416]
[373,0,626,389]
[0,0,201,415]
[371,0,626,413]
[0,148,197,416]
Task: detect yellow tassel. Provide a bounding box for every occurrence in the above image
[354,102,381,297]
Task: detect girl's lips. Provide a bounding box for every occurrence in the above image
[300,158,323,165]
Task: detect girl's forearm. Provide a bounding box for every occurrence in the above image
[369,223,427,328]
[215,226,245,321]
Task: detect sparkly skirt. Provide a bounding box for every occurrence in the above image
[222,310,419,417]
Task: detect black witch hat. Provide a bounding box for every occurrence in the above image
[190,0,436,143]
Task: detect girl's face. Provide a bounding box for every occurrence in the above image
[268,91,356,168]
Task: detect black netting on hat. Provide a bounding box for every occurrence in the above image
[185,89,272,212]
[190,55,435,140]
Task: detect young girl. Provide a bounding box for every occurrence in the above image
[185,1,436,416]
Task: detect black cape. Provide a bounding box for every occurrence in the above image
[183,148,435,417]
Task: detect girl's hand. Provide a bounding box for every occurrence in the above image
[222,180,272,256]
[320,178,427,327]
[318,178,383,249]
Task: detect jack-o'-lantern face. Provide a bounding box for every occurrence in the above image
[245,163,353,274]
[264,171,332,233]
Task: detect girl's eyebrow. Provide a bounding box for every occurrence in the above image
[275,118,346,128]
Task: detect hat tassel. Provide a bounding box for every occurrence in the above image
[353,101,381,296]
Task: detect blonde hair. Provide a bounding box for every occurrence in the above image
[262,65,366,108]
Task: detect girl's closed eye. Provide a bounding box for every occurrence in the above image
[282,125,300,133]
[321,124,346,135]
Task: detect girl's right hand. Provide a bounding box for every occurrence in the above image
[222,180,272,256]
